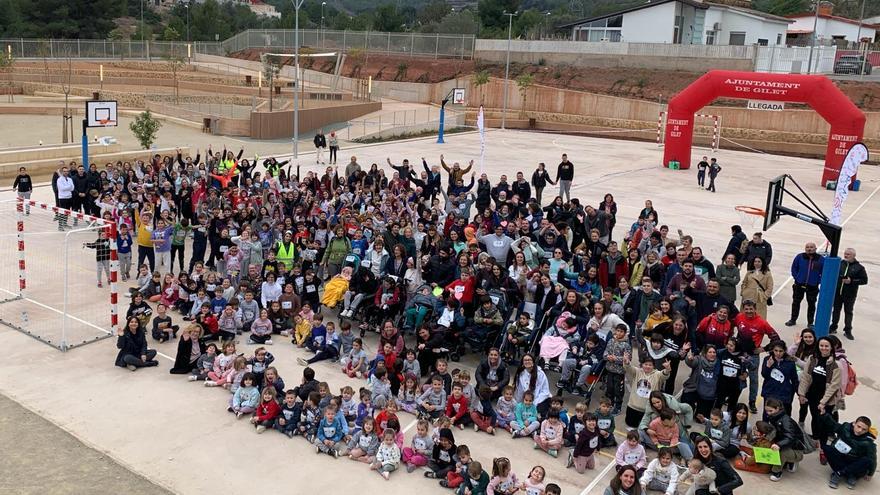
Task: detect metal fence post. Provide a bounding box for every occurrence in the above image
[387,32,391,54]
[461,36,465,60]
[343,30,347,51]
[20,38,24,58]
[410,32,415,58]
[435,34,439,59]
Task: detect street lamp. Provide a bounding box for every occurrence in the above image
[141,0,145,43]
[293,0,305,163]
[501,11,517,130]
[185,2,191,42]
[321,2,326,48]
[806,1,831,74]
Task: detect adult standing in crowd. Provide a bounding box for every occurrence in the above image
[830,248,868,340]
[531,162,554,205]
[716,253,741,303]
[745,232,772,267]
[313,129,327,165]
[54,165,74,230]
[556,153,574,203]
[741,257,773,319]
[786,242,823,329]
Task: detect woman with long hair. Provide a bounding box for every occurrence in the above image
[740,256,773,318]
[513,353,551,417]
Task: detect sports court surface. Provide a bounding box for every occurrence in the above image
[0,129,877,495]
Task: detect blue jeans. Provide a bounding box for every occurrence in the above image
[747,354,760,404]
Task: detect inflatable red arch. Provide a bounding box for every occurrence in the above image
[662,70,865,186]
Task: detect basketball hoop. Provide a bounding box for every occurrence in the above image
[735,205,765,228]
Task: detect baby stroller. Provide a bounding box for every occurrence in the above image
[499,302,537,366]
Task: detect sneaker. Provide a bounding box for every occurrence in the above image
[315,445,322,454]
[406,463,416,473]
[256,425,266,434]
[439,480,449,488]
[845,477,857,489]
[787,462,798,473]
[533,442,540,450]
[297,357,309,366]
[126,364,137,371]
[844,332,854,341]
[187,375,197,382]
[355,371,363,379]
[227,407,234,412]
[473,423,479,432]
[279,330,290,337]
[424,471,436,479]
[770,472,782,482]
[97,282,103,288]
[332,449,339,459]
[749,402,758,414]
[236,412,243,419]
[784,320,796,327]
[265,339,273,345]
[829,472,840,489]
[548,449,558,458]
[381,471,390,480]
[457,423,464,430]
[285,430,295,438]
[511,429,518,438]
[566,452,574,468]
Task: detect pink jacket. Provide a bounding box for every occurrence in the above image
[615,442,647,469]
[487,473,519,495]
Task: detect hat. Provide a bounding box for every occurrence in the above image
[438,428,455,443]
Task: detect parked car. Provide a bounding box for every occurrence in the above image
[834,55,873,75]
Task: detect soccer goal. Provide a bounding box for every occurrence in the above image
[657,111,721,152]
[0,199,119,351]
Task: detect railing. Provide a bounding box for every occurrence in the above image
[344,107,463,140]
[222,29,476,59]
[144,96,254,122]
[474,39,757,59]
[754,45,838,74]
[0,38,223,59]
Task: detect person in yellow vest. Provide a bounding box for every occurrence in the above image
[275,231,296,273]
[134,205,156,272]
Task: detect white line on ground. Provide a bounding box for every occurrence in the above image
[402,418,418,434]
[579,459,617,495]
[0,288,112,335]
[772,181,880,298]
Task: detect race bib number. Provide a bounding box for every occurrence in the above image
[770,368,785,383]
[834,439,852,454]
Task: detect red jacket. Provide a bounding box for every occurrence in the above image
[696,314,734,349]
[445,394,469,422]
[445,277,476,305]
[374,410,399,437]
[598,256,631,288]
[255,399,281,423]
[733,313,779,349]
[374,285,401,307]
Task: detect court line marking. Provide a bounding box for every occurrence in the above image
[772,181,880,298]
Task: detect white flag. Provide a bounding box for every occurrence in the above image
[478,105,485,174]
[830,143,868,226]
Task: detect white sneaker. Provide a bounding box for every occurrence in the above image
[265,339,273,345]
[187,375,197,382]
[297,357,309,366]
[204,381,218,387]
[280,330,290,337]
[256,425,266,434]
[126,364,137,372]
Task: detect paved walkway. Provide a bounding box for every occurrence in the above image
[0,393,174,495]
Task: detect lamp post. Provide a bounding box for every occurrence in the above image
[806,1,827,74]
[141,0,145,43]
[501,11,517,130]
[321,2,326,48]
[856,0,867,78]
[185,2,190,42]
[293,0,305,162]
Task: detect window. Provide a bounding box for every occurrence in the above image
[728,32,746,45]
[757,38,768,46]
[575,16,623,42]
[607,15,623,28]
[706,30,716,45]
[776,33,782,45]
[673,15,685,44]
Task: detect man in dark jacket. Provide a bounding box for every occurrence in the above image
[556,153,574,202]
[313,130,326,164]
[765,397,806,482]
[786,242,824,329]
[71,164,90,225]
[511,171,531,203]
[745,232,773,267]
[830,248,868,340]
[423,247,456,288]
[685,278,739,330]
[625,277,663,330]
[821,413,876,489]
[724,225,748,266]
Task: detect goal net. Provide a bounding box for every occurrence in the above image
[0,199,118,351]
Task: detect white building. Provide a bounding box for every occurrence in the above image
[787,4,877,45]
[559,0,791,46]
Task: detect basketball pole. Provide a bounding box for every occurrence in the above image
[814,257,841,337]
[81,119,89,170]
[437,88,455,144]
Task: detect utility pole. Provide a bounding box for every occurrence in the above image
[293,0,305,163]
[806,0,821,74]
[186,2,191,42]
[501,11,517,130]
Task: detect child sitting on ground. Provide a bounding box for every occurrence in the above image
[534,408,565,458]
[458,461,489,495]
[495,385,517,432]
[403,419,434,472]
[511,391,540,439]
[639,447,679,495]
[570,412,600,473]
[678,458,716,495]
[346,416,379,463]
[230,372,259,418]
[616,431,648,478]
[425,428,457,479]
[371,428,401,480]
[487,457,518,495]
[442,444,472,489]
[397,373,420,415]
[251,387,281,433]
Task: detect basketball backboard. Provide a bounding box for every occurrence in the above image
[452,88,466,105]
[764,174,786,231]
[86,100,118,127]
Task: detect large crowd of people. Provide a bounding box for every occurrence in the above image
[23,143,875,494]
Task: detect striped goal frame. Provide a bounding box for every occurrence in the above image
[0,198,118,351]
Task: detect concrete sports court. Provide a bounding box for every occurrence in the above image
[0,128,877,495]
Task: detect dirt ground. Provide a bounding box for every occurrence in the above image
[0,393,173,495]
[230,50,880,111]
